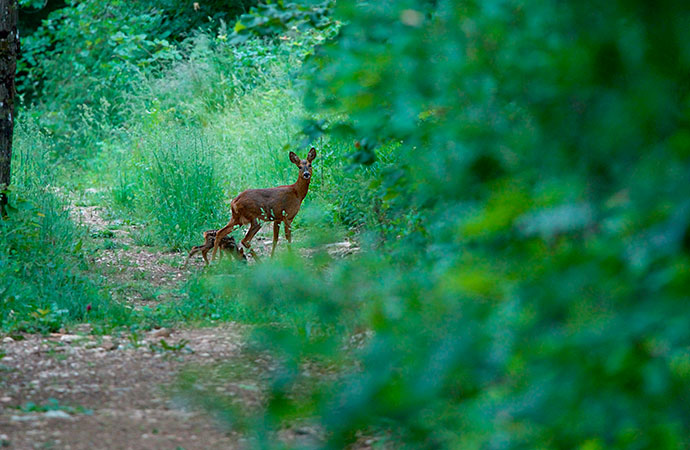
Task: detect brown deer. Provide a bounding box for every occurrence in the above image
[184,229,246,268]
[212,147,317,260]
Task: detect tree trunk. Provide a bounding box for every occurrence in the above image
[0,0,18,217]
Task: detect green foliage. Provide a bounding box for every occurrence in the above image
[20,1,177,123]
[118,130,226,250]
[148,0,258,38]
[19,398,93,415]
[149,338,190,354]
[0,124,130,333]
[17,0,259,155]
[12,0,690,446]
[128,33,300,127]
[231,0,335,43]
[18,0,50,9]
[175,0,690,448]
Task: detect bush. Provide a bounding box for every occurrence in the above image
[17,0,259,156]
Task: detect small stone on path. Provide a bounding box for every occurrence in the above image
[59,335,82,343]
[44,410,72,420]
[150,328,172,338]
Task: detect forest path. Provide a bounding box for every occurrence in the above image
[0,204,256,449]
[1,199,355,449]
[0,325,253,449]
[73,205,190,308]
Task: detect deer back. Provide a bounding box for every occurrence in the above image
[203,230,237,249]
[232,186,303,222]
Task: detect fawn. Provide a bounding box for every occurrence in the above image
[212,147,317,260]
[184,229,246,268]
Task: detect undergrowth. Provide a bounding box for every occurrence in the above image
[0,123,131,333]
[4,28,380,333]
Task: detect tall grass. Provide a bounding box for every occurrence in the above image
[1,123,130,332]
[106,33,372,250]
[117,130,227,250]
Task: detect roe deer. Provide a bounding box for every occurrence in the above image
[212,147,317,260]
[184,229,246,268]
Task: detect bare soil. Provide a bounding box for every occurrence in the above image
[0,326,251,449]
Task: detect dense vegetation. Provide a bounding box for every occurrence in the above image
[2,0,689,448]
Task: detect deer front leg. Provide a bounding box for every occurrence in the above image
[212,218,239,260]
[284,219,292,245]
[271,221,281,257]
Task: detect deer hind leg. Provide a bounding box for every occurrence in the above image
[271,221,281,257]
[242,219,263,261]
[212,217,239,260]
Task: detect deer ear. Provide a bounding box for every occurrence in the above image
[289,151,300,165]
[307,147,316,162]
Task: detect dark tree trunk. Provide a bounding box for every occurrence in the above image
[0,0,18,217]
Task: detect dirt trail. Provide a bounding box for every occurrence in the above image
[0,206,254,449]
[0,326,250,449]
[74,206,189,308]
[0,203,359,449]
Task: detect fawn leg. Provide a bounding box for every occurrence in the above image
[184,245,204,269]
[201,246,212,265]
[232,243,246,261]
[242,219,262,261]
[212,217,239,260]
[271,221,280,257]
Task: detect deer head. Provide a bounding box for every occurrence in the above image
[289,147,317,181]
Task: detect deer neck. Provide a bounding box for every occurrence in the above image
[294,175,311,201]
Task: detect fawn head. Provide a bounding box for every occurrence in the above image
[289,147,317,181]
